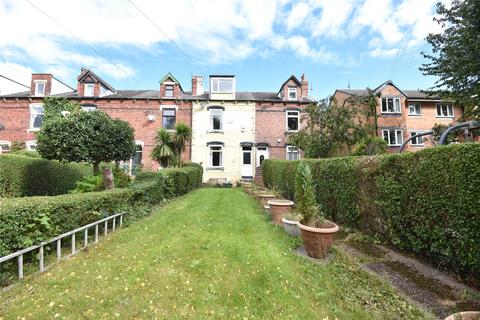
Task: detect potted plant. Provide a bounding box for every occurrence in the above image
[444,312,480,320]
[296,162,339,259]
[267,199,294,225]
[282,212,302,237]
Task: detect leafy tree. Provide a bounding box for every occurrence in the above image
[37,110,135,175]
[151,123,192,168]
[351,136,388,156]
[289,98,371,158]
[43,97,80,120]
[420,0,480,119]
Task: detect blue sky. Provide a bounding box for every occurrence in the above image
[0,0,446,99]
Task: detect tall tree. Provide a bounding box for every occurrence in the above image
[37,110,135,175]
[420,0,480,119]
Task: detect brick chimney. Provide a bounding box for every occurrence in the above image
[301,74,308,98]
[191,75,203,96]
[30,73,53,97]
[77,67,88,95]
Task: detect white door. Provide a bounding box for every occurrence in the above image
[256,146,269,167]
[241,146,253,178]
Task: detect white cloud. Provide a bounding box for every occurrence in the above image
[0,62,32,95]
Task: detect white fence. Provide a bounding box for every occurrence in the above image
[0,212,124,281]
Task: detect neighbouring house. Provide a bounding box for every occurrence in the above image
[333,81,463,152]
[0,69,314,181]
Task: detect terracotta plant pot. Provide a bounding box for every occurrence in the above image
[256,193,276,207]
[444,312,480,320]
[299,220,339,259]
[282,217,300,237]
[267,199,294,225]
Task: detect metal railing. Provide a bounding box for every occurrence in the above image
[0,212,124,281]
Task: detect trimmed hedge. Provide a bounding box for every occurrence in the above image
[0,164,203,256]
[0,154,92,197]
[263,144,480,279]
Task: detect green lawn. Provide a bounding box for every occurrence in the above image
[0,188,431,319]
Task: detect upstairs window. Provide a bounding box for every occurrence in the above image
[164,84,174,98]
[436,103,454,117]
[382,129,403,146]
[410,131,424,146]
[29,104,45,130]
[210,108,223,131]
[286,110,299,132]
[408,103,421,115]
[209,145,223,167]
[34,81,46,96]
[381,97,401,113]
[286,145,300,161]
[0,141,11,153]
[211,78,234,93]
[288,87,297,100]
[162,108,176,130]
[84,83,95,97]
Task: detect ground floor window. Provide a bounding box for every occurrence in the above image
[26,140,37,150]
[209,145,223,167]
[382,129,403,146]
[410,131,425,146]
[0,141,11,153]
[131,143,143,171]
[286,145,300,161]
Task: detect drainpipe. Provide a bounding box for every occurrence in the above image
[438,121,480,145]
[399,131,433,153]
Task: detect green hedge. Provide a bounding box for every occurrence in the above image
[0,164,203,256]
[0,154,92,197]
[263,144,480,279]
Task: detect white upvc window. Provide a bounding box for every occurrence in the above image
[210,108,223,131]
[84,83,95,97]
[0,141,11,153]
[286,110,300,132]
[286,145,300,161]
[410,131,424,146]
[211,78,234,94]
[436,103,454,117]
[381,97,401,113]
[29,104,45,130]
[34,81,46,96]
[408,102,421,115]
[81,104,97,112]
[26,140,37,150]
[164,84,174,98]
[209,145,223,167]
[382,129,403,146]
[288,87,297,100]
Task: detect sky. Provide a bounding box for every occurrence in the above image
[0,0,448,99]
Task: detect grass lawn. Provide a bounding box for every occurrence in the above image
[0,188,432,319]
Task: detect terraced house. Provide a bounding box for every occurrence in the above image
[333,81,463,152]
[0,69,314,182]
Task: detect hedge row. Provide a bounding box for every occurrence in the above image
[0,154,92,197]
[263,144,480,279]
[0,164,203,256]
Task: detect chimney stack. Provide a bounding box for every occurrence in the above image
[301,74,308,98]
[30,73,53,97]
[192,75,203,96]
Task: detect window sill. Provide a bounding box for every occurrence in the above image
[381,112,402,115]
[286,130,299,134]
[436,116,454,119]
[206,166,224,171]
[27,128,40,132]
[208,130,224,134]
[388,145,402,147]
[408,114,422,116]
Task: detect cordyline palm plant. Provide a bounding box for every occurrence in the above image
[172,123,192,167]
[151,128,174,168]
[295,162,324,226]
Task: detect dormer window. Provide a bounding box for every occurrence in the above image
[34,81,46,96]
[288,87,297,100]
[165,84,174,98]
[84,84,94,97]
[211,78,234,93]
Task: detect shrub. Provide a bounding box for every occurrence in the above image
[351,136,388,156]
[10,150,40,158]
[0,154,92,197]
[263,144,480,279]
[294,162,319,224]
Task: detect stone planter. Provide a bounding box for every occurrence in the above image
[267,199,294,225]
[299,220,339,259]
[445,312,480,320]
[282,217,300,237]
[255,193,276,207]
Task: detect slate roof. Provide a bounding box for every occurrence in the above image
[78,68,116,92]
[336,80,441,100]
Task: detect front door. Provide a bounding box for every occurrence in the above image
[241,146,253,178]
[256,146,269,167]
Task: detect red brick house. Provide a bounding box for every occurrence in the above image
[333,81,463,152]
